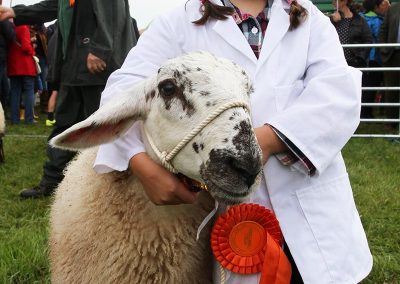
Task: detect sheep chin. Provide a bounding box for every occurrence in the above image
[212,192,249,206]
[203,178,253,206]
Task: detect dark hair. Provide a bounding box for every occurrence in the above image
[193,0,308,30]
[32,23,46,33]
[362,0,383,12]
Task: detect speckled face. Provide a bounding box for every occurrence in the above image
[199,119,262,204]
[144,52,262,205]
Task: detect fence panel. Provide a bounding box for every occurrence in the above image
[341,43,400,138]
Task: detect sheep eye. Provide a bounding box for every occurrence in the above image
[159,81,176,97]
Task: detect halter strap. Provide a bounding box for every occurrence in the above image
[143,101,250,173]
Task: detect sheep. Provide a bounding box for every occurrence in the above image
[0,102,5,163]
[49,51,262,284]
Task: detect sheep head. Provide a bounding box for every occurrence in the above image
[51,52,262,204]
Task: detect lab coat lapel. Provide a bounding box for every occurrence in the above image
[209,0,257,64]
[257,0,290,70]
[212,17,258,64]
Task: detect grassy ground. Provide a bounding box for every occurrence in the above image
[0,116,399,283]
[0,114,51,284]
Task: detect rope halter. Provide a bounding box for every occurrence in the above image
[143,101,250,174]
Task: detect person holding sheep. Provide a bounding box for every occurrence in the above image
[95,0,374,283]
[92,0,373,283]
[94,0,372,283]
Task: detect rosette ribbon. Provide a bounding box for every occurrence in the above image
[211,203,292,284]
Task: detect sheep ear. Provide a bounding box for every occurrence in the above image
[50,80,151,151]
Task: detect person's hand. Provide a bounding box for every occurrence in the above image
[330,11,341,22]
[0,6,15,21]
[129,153,199,205]
[86,52,106,74]
[254,125,288,164]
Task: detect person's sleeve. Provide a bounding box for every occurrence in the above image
[89,0,136,63]
[13,0,58,25]
[266,5,361,176]
[360,17,373,62]
[87,0,116,61]
[18,26,35,55]
[0,21,16,42]
[378,7,390,61]
[270,127,316,176]
[94,15,183,173]
[131,18,141,40]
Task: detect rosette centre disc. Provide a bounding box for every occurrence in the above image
[229,221,266,257]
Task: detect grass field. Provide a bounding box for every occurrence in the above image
[0,115,399,284]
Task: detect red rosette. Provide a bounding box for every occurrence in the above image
[211,203,283,274]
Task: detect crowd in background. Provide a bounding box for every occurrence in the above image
[0,20,57,126]
[329,0,400,130]
[0,16,140,128]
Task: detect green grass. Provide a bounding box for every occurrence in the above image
[0,114,51,284]
[343,137,400,284]
[0,117,399,283]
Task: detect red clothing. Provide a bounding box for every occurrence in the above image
[7,25,36,76]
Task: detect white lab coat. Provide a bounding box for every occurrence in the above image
[94,0,373,283]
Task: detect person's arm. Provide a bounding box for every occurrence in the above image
[329,11,341,25]
[129,153,198,205]
[16,25,35,56]
[131,18,141,40]
[11,0,57,25]
[0,20,16,42]
[266,4,361,175]
[359,17,373,64]
[378,7,391,62]
[88,0,128,63]
[86,0,135,74]
[254,125,288,164]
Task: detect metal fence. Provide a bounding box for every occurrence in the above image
[341,43,400,139]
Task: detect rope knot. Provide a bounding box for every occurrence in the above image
[160,151,177,173]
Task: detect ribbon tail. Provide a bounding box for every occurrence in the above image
[259,234,292,284]
[196,200,219,240]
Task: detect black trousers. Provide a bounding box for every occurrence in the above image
[284,242,304,284]
[362,60,384,118]
[39,85,103,188]
[383,51,400,120]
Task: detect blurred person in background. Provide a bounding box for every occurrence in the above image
[30,23,49,113]
[330,0,372,122]
[44,21,58,126]
[379,1,400,131]
[7,23,37,125]
[330,0,372,68]
[0,19,15,118]
[361,0,390,118]
[0,0,137,198]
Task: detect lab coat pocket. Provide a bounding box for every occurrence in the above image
[295,174,368,281]
[273,80,304,111]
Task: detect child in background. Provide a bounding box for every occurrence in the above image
[7,23,36,125]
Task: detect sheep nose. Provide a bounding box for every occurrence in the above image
[229,159,260,188]
[241,169,258,188]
